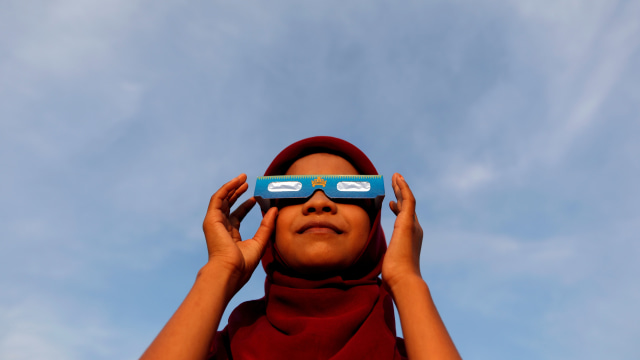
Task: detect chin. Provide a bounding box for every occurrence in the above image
[291,258,349,276]
[276,241,356,276]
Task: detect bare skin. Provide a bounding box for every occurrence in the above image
[141,154,460,360]
[274,153,371,275]
[384,172,461,360]
[140,174,278,360]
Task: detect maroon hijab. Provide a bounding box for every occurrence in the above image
[211,137,406,360]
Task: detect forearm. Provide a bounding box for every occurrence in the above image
[390,275,461,360]
[140,263,237,360]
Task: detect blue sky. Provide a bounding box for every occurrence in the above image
[1,0,639,359]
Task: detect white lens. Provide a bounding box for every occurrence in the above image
[268,181,303,192]
[337,181,371,192]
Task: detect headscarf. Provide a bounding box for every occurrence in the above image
[211,136,407,360]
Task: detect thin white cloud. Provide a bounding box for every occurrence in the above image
[507,0,640,166]
[443,163,495,192]
[1,1,638,359]
[420,216,640,357]
[1,0,145,78]
[422,229,577,282]
[0,295,122,360]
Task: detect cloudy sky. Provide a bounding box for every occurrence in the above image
[2,0,639,359]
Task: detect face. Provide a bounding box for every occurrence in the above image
[274,153,372,275]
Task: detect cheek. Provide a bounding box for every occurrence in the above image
[274,207,296,247]
[353,219,372,248]
[275,206,295,228]
[343,206,373,251]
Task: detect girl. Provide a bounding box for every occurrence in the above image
[141,136,460,360]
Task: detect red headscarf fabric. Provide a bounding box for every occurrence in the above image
[210,136,407,360]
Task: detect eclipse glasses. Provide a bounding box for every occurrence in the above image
[254,175,385,212]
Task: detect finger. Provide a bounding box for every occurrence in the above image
[391,173,404,212]
[241,207,278,265]
[392,173,403,200]
[395,174,416,214]
[253,207,278,246]
[224,174,248,201]
[229,197,257,229]
[227,182,249,208]
[389,200,400,216]
[206,174,247,214]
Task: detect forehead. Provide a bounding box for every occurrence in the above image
[285,153,359,176]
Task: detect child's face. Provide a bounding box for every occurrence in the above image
[274,153,372,275]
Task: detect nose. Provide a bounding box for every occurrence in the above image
[302,190,337,215]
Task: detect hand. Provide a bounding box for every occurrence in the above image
[202,174,277,298]
[382,173,424,293]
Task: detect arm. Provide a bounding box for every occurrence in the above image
[382,173,461,360]
[140,174,277,360]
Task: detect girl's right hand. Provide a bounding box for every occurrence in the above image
[202,174,277,299]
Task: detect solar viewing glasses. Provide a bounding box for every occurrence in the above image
[254,175,385,211]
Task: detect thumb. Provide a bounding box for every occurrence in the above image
[242,207,278,264]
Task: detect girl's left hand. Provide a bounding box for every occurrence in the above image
[382,173,424,292]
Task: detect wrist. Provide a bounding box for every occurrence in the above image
[385,273,428,299]
[197,262,243,304]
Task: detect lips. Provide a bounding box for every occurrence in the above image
[297,220,343,234]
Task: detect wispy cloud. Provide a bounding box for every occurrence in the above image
[1,0,145,78]
[1,0,638,359]
[0,294,140,360]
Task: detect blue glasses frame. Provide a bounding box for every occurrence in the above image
[254,175,385,211]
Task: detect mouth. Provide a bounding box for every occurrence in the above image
[298,221,343,235]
